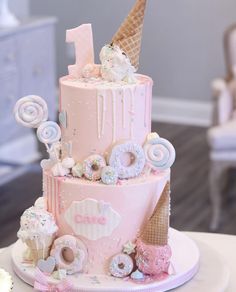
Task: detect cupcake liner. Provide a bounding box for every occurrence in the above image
[25,236,54,265]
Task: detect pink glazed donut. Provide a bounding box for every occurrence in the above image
[50,235,87,275]
[83,154,106,181]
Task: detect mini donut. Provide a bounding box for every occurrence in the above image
[108,141,145,179]
[83,154,106,181]
[143,135,176,171]
[101,166,118,185]
[72,162,84,178]
[50,235,87,275]
[109,253,133,278]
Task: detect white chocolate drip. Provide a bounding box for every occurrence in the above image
[121,89,126,129]
[101,92,106,136]
[97,92,101,139]
[97,91,107,139]
[129,88,135,139]
[112,90,117,143]
[144,84,148,128]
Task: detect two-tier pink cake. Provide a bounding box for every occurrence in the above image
[12,1,199,291]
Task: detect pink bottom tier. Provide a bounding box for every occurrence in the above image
[11,229,201,292]
[43,170,170,274]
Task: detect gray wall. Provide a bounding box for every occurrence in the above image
[10,0,29,17]
[30,0,236,102]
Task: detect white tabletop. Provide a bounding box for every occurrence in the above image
[185,232,236,292]
[0,232,235,292]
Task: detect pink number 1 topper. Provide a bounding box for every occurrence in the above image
[66,24,95,78]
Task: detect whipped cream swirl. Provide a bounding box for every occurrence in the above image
[100,44,136,83]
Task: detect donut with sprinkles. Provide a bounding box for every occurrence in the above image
[83,154,106,181]
[108,141,145,179]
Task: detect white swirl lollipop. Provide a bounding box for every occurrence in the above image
[143,137,176,170]
[14,95,48,128]
[37,121,61,144]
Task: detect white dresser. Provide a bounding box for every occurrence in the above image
[0,17,57,184]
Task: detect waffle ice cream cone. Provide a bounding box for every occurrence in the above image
[141,182,170,246]
[112,0,147,69]
[25,236,54,265]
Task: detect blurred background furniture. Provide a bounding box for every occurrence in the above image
[0,0,19,27]
[208,24,236,231]
[0,17,57,186]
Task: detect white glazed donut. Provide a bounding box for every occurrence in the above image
[109,253,133,278]
[37,121,61,144]
[143,136,176,170]
[108,141,145,179]
[14,95,48,128]
[83,154,106,181]
[50,235,87,275]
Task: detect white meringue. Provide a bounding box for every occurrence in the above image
[100,44,136,83]
[62,157,75,169]
[51,162,70,177]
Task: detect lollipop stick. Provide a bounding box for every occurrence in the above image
[52,143,60,162]
[45,143,50,152]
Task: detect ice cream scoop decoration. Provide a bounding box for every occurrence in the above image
[136,240,172,276]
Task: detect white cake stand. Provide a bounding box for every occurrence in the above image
[11,229,203,291]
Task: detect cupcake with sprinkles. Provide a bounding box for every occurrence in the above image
[17,205,58,265]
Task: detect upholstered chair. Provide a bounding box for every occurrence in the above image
[208,24,236,231]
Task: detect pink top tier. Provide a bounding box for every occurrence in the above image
[59,74,153,162]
